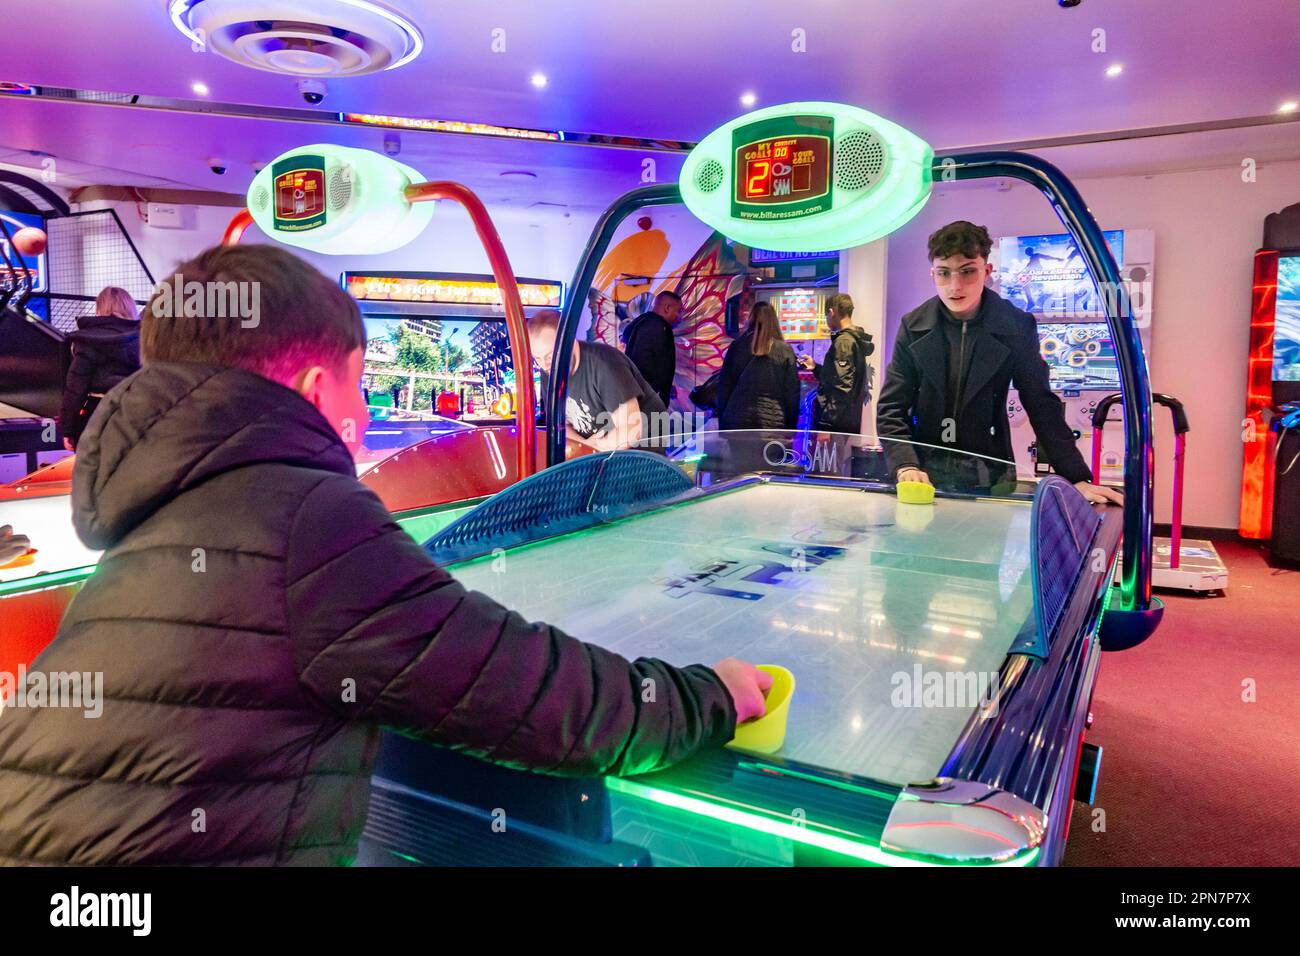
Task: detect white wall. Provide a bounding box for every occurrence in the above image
[884,159,1300,530]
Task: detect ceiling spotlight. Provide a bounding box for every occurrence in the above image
[191,81,210,95]
[1105,64,1123,77]
[740,91,757,108]
[1280,101,1299,114]
[530,72,548,89]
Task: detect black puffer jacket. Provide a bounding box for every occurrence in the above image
[813,325,874,433]
[716,331,800,431]
[0,362,736,865]
[60,315,141,443]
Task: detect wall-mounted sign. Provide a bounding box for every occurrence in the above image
[343,113,561,142]
[344,272,562,309]
[749,248,838,264]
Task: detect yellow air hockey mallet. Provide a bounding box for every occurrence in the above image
[896,480,936,505]
[727,665,796,755]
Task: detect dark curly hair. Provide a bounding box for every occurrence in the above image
[927,221,993,261]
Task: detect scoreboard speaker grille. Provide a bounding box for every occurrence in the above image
[328,168,353,210]
[834,130,886,191]
[695,159,725,193]
[249,186,270,213]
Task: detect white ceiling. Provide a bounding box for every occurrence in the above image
[0,0,1297,207]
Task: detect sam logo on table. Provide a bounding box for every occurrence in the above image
[763,439,838,472]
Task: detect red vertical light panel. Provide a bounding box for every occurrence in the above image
[1240,250,1279,539]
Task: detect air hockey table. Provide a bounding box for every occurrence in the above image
[361,435,1122,868]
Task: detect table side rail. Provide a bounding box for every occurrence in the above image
[939,508,1122,810]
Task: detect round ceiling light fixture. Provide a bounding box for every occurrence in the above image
[168,0,424,77]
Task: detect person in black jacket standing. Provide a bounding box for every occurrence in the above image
[803,293,874,434]
[622,290,681,408]
[0,245,771,866]
[716,301,800,431]
[60,286,141,450]
[876,220,1123,504]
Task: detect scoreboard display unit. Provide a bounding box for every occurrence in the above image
[680,101,934,253]
[247,143,435,255]
[732,114,833,221]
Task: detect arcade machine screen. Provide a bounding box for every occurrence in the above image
[1273,255,1300,384]
[732,115,834,217]
[0,210,49,322]
[346,272,560,453]
[996,230,1127,392]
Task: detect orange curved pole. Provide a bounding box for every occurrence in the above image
[404,182,536,480]
[222,209,254,246]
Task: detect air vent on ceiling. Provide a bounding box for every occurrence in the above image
[170,0,423,77]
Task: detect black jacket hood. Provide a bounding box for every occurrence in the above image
[70,314,142,347]
[72,362,355,549]
[833,324,875,355]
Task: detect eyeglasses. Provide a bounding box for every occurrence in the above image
[931,266,984,283]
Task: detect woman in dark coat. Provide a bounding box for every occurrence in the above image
[61,286,141,450]
[716,300,801,431]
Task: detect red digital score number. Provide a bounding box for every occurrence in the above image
[746,159,772,198]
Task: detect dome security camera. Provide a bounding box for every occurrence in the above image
[298,79,327,105]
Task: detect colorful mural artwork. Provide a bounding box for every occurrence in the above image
[586,225,747,411]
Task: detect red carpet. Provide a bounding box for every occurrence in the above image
[1064,541,1300,865]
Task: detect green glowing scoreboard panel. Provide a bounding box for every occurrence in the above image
[246,143,434,255]
[679,101,934,252]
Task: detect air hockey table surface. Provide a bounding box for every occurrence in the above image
[452,480,1030,787]
[368,443,1122,868]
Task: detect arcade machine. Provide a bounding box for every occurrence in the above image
[1241,202,1300,564]
[226,143,563,513]
[0,211,66,468]
[360,101,1165,868]
[995,228,1155,485]
[342,269,561,434]
[745,250,840,427]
